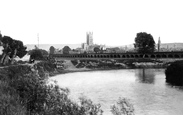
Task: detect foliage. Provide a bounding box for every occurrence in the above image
[29,49,44,60]
[49,46,55,54]
[28,48,48,56]
[0,81,26,115]
[63,46,71,54]
[94,47,100,53]
[11,40,26,58]
[165,61,183,86]
[71,60,78,66]
[1,36,27,58]
[0,62,103,115]
[29,49,48,61]
[42,49,49,55]
[111,98,134,115]
[134,32,155,53]
[71,59,126,69]
[79,96,103,115]
[0,32,3,45]
[0,35,27,65]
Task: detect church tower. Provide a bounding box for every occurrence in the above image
[158,37,161,52]
[86,32,93,46]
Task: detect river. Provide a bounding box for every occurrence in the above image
[50,69,183,115]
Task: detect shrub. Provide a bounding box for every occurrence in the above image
[0,63,103,115]
[0,81,26,115]
[165,60,183,86]
[29,49,47,61]
[111,98,134,115]
[71,60,78,66]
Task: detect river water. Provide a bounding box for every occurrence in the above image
[50,69,183,115]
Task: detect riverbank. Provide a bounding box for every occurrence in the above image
[59,59,172,72]
[47,58,178,75]
[0,61,103,115]
[1,59,169,115]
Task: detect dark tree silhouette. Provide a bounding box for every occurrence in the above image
[29,49,44,61]
[134,32,155,53]
[0,35,27,65]
[94,47,100,53]
[165,61,183,86]
[49,46,55,54]
[62,46,71,54]
[28,49,48,62]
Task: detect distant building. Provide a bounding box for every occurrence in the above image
[81,43,88,50]
[86,32,93,46]
[80,32,107,53]
[75,48,85,53]
[157,37,161,52]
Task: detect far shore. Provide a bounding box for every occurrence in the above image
[51,59,173,76]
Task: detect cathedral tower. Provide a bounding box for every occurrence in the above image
[86,32,93,46]
[158,37,161,52]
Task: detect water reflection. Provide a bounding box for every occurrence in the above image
[135,69,155,84]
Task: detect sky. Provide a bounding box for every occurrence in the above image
[0,0,183,46]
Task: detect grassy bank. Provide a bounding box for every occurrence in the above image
[0,61,103,115]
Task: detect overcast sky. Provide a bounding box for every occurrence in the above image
[0,0,183,46]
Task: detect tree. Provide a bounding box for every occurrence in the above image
[94,47,100,53]
[10,40,27,64]
[28,49,48,62]
[0,35,27,65]
[29,49,44,61]
[0,32,2,45]
[165,61,183,86]
[62,46,71,54]
[134,32,155,53]
[49,46,55,54]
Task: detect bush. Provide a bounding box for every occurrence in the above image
[71,60,78,66]
[0,81,26,115]
[0,63,103,115]
[29,49,48,61]
[111,98,134,115]
[165,60,183,86]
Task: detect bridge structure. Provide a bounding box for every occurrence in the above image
[51,51,183,60]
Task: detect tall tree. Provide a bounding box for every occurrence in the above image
[134,32,155,53]
[49,46,55,54]
[0,35,27,65]
[62,46,71,54]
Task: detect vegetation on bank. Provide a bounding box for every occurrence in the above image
[111,98,134,115]
[0,62,103,115]
[0,60,135,115]
[165,60,183,86]
[71,59,126,69]
[71,59,168,69]
[0,33,27,65]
